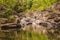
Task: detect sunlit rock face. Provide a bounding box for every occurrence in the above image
[20,2,60,34]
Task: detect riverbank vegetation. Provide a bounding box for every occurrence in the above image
[0,0,60,40]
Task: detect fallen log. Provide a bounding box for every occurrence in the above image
[0,22,22,31]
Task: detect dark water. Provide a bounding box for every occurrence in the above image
[0,30,22,40]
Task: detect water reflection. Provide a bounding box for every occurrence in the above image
[0,30,22,40]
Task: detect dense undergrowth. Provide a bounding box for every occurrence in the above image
[0,0,60,21]
[0,0,59,21]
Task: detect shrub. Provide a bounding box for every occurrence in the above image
[0,0,18,8]
[0,0,60,14]
[16,0,59,11]
[30,0,57,11]
[0,0,18,18]
[8,15,15,23]
[0,0,60,23]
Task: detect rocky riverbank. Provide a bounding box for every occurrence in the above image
[0,2,60,35]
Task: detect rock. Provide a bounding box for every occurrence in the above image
[20,2,60,34]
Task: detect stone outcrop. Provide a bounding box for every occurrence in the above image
[0,2,60,34]
[20,2,60,34]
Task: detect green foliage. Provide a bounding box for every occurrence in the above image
[0,30,49,40]
[0,0,18,18]
[3,9,14,18]
[0,0,59,23]
[15,0,60,11]
[0,0,60,14]
[0,0,18,8]
[8,15,15,22]
[23,0,33,9]
[30,0,57,11]
[21,31,49,40]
